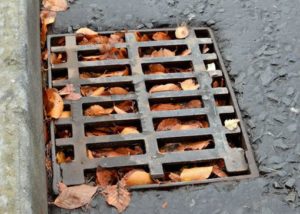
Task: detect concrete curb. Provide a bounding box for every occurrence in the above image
[0,0,48,213]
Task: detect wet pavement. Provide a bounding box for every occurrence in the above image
[50,0,300,213]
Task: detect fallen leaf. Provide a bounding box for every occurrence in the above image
[96,168,118,188]
[109,87,129,95]
[162,201,168,209]
[58,84,75,96]
[60,111,71,118]
[43,0,68,11]
[57,182,67,193]
[51,53,66,64]
[65,92,82,100]
[124,169,153,186]
[44,88,64,119]
[87,149,94,159]
[168,172,181,182]
[135,32,151,42]
[184,99,202,108]
[177,140,211,151]
[151,48,175,57]
[180,166,213,182]
[54,184,98,209]
[102,180,131,213]
[84,105,113,116]
[149,83,181,93]
[175,26,189,39]
[157,118,181,131]
[180,79,199,91]
[90,87,105,96]
[212,165,228,177]
[224,119,240,131]
[202,44,210,54]
[56,151,66,164]
[207,63,216,71]
[100,67,129,78]
[120,127,139,135]
[75,27,98,36]
[152,32,171,41]
[148,64,166,74]
[114,101,134,113]
[180,49,192,56]
[40,10,56,47]
[151,103,182,111]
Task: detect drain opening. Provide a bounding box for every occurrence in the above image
[47,27,258,192]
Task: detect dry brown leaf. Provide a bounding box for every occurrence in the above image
[175,26,189,39]
[84,105,113,116]
[148,64,166,74]
[180,79,199,91]
[120,127,139,135]
[57,182,67,193]
[212,165,228,177]
[89,87,105,96]
[180,166,213,182]
[114,101,134,113]
[151,48,175,57]
[152,32,171,41]
[43,0,68,11]
[202,44,210,54]
[40,10,56,47]
[180,49,192,56]
[102,180,131,213]
[185,99,202,108]
[54,184,98,209]
[177,141,211,151]
[96,168,118,188]
[87,149,94,159]
[56,151,66,164]
[124,169,153,186]
[109,87,129,95]
[64,92,82,100]
[149,83,181,93]
[168,172,181,182]
[76,27,98,36]
[135,32,151,42]
[151,103,182,111]
[100,67,129,77]
[51,53,65,64]
[44,88,64,119]
[60,111,71,118]
[58,84,75,96]
[113,106,127,114]
[162,201,168,209]
[157,118,181,131]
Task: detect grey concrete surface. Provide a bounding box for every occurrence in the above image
[50,0,300,213]
[0,0,47,213]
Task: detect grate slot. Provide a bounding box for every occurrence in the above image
[47,27,258,193]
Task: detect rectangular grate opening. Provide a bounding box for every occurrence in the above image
[47,27,258,193]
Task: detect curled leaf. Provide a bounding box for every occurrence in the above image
[168,172,181,182]
[224,119,240,131]
[148,64,166,74]
[40,10,56,47]
[175,26,189,39]
[180,166,213,182]
[60,111,71,118]
[152,32,171,41]
[109,87,129,95]
[151,103,182,111]
[180,49,192,56]
[212,165,228,177]
[54,184,98,209]
[151,48,175,57]
[90,87,105,96]
[180,79,199,91]
[157,118,181,131]
[96,168,118,188]
[84,105,113,116]
[75,27,98,36]
[124,169,153,186]
[120,127,139,135]
[44,88,64,119]
[149,83,181,93]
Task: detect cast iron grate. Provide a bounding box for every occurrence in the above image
[47,27,258,193]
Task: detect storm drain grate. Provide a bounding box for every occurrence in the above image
[47,27,258,193]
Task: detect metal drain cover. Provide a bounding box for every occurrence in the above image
[47,27,258,193]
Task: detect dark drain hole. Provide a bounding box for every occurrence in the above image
[86,140,145,159]
[139,45,189,57]
[142,61,193,75]
[78,48,128,61]
[157,135,214,153]
[85,120,142,136]
[79,65,131,79]
[214,94,231,106]
[55,124,72,139]
[149,96,203,111]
